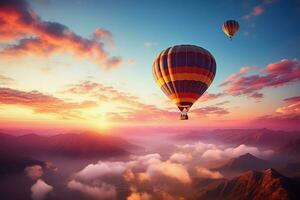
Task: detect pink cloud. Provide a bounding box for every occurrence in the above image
[0,87,97,118]
[64,81,139,103]
[243,0,276,20]
[243,5,264,19]
[63,80,230,122]
[199,92,224,102]
[92,28,113,45]
[219,66,254,87]
[220,73,239,87]
[264,59,299,73]
[220,59,300,99]
[253,96,300,129]
[239,66,251,74]
[0,0,121,69]
[276,96,300,115]
[284,96,300,104]
[64,80,178,122]
[253,6,264,16]
[191,106,229,117]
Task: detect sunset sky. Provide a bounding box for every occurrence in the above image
[0,0,299,131]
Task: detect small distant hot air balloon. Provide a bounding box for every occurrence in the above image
[222,20,239,39]
[152,45,216,120]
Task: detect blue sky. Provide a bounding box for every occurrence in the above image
[0,0,299,129]
[29,0,300,87]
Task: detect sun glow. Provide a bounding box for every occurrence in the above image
[91,114,111,131]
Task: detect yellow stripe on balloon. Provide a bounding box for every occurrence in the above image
[171,97,197,104]
[156,73,212,88]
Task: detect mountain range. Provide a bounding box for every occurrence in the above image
[193,168,300,200]
[0,132,138,158]
[275,139,300,162]
[0,151,45,175]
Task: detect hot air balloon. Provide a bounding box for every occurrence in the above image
[152,45,216,120]
[222,20,239,39]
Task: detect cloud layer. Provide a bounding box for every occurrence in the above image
[64,80,228,122]
[68,152,194,200]
[66,139,275,200]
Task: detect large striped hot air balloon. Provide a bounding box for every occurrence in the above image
[222,20,239,39]
[152,45,216,120]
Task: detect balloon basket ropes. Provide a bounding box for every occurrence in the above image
[180,113,189,120]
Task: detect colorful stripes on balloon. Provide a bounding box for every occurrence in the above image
[152,45,216,111]
[222,20,239,38]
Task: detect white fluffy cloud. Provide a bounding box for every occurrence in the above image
[201,149,224,161]
[25,165,43,180]
[69,140,275,200]
[70,141,274,199]
[169,152,192,163]
[223,144,261,157]
[146,160,191,184]
[178,142,273,162]
[201,144,274,161]
[196,167,223,179]
[178,142,218,153]
[67,180,116,200]
[127,153,191,184]
[127,187,152,200]
[72,152,191,195]
[75,161,127,181]
[31,179,53,200]
[69,153,190,200]
[127,153,162,168]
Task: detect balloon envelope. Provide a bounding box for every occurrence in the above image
[222,20,239,39]
[152,44,216,119]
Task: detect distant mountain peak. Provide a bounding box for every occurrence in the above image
[241,152,254,157]
[237,153,260,160]
[217,153,270,172]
